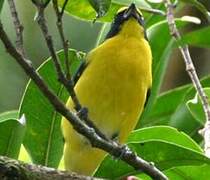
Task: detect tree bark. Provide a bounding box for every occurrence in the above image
[0,156,96,180]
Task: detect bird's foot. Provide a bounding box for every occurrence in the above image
[112,144,131,161]
[77,107,88,120]
[119,145,131,158]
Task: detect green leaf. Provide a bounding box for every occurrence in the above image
[0,115,25,159]
[95,140,209,179]
[0,110,18,122]
[58,0,150,22]
[165,164,210,179]
[180,0,210,22]
[87,0,111,18]
[187,88,210,125]
[141,84,191,127]
[128,126,202,152]
[18,144,31,163]
[180,26,210,48]
[95,126,205,178]
[165,76,210,143]
[0,0,4,13]
[141,75,210,139]
[139,20,188,124]
[138,164,210,180]
[19,49,84,168]
[94,23,111,46]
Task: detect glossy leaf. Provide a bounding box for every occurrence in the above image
[181,26,210,49]
[180,16,201,25]
[19,49,84,168]
[140,84,191,127]
[94,23,111,46]
[165,164,210,179]
[141,76,210,133]
[165,164,210,180]
[165,77,210,144]
[0,110,18,122]
[142,19,200,122]
[95,139,209,178]
[18,144,31,163]
[95,126,205,178]
[58,0,150,22]
[187,88,210,125]
[128,126,202,152]
[139,76,210,145]
[138,164,210,180]
[0,114,25,159]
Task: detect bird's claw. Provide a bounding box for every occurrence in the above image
[77,107,88,120]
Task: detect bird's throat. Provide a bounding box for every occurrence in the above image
[119,18,145,39]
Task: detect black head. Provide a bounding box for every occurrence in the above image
[105,3,146,40]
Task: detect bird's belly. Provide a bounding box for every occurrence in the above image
[75,49,150,141]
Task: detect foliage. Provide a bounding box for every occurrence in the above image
[19,49,84,167]
[0,0,210,179]
[0,111,25,159]
[0,0,4,13]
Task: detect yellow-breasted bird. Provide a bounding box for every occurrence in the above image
[62,3,152,175]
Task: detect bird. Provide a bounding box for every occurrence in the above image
[61,3,152,176]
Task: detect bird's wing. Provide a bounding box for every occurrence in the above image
[144,88,151,108]
[71,50,95,85]
[72,60,88,85]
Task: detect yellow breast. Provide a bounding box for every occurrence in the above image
[62,18,152,175]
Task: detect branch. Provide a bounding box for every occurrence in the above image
[163,0,210,157]
[0,20,167,180]
[140,7,165,16]
[52,0,70,79]
[0,155,94,180]
[7,0,25,56]
[36,5,82,112]
[36,4,108,141]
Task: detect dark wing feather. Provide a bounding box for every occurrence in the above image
[72,61,88,85]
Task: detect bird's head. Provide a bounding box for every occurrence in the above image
[105,3,147,39]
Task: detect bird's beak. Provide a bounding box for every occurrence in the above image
[123,3,139,19]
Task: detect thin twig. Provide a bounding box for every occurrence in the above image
[60,0,69,17]
[0,19,167,180]
[140,7,165,16]
[163,0,210,157]
[51,1,108,140]
[36,6,82,111]
[52,0,70,79]
[36,5,108,141]
[7,0,25,56]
